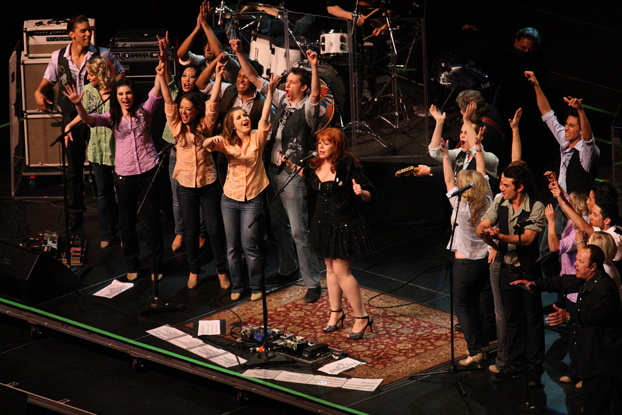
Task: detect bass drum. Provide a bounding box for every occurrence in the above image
[293,61,347,132]
[249,33,272,79]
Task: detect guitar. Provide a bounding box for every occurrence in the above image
[395,166,421,177]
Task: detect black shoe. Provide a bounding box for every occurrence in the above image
[304,286,322,303]
[68,216,83,231]
[492,369,517,382]
[454,322,462,333]
[527,369,542,388]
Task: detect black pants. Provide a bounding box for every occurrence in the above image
[582,374,621,415]
[61,119,87,219]
[114,167,163,275]
[499,265,545,373]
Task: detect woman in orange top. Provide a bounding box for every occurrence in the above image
[203,74,279,301]
[157,57,230,291]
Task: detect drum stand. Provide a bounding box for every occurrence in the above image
[340,5,394,153]
[370,13,410,130]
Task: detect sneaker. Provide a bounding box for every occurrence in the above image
[304,287,322,303]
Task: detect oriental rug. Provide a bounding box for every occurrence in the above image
[197,279,468,386]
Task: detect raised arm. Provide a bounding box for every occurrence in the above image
[440,138,455,192]
[545,204,560,253]
[178,4,205,62]
[327,5,365,26]
[196,53,224,91]
[63,85,94,125]
[209,61,225,104]
[307,50,320,105]
[260,74,279,131]
[230,39,262,89]
[510,108,523,162]
[473,126,486,177]
[525,71,551,115]
[429,104,446,150]
[156,61,173,105]
[199,1,225,57]
[564,96,593,141]
[462,101,479,149]
[546,171,594,237]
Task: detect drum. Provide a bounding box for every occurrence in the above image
[270,43,302,78]
[249,33,272,78]
[320,32,348,57]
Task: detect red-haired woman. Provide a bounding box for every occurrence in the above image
[285,128,376,340]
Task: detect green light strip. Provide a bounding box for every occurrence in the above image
[0,296,369,415]
[582,104,616,116]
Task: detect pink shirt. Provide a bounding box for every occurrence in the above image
[90,91,161,176]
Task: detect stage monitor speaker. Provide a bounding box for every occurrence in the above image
[24,114,63,167]
[0,241,79,306]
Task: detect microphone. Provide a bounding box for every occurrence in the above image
[300,151,319,163]
[157,139,177,158]
[450,182,475,197]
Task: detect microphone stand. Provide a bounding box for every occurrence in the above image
[244,160,310,367]
[409,188,481,406]
[137,143,184,315]
[514,221,544,414]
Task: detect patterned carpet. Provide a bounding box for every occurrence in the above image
[202,280,468,385]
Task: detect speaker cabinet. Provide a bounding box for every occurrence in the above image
[0,241,79,305]
[24,114,64,167]
[21,55,60,114]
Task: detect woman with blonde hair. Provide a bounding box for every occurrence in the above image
[64,56,118,248]
[588,231,621,297]
[439,123,492,367]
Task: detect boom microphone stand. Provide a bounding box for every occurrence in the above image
[137,143,184,315]
[244,156,315,367]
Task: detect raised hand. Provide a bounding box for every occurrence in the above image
[229,39,242,53]
[509,108,522,129]
[216,60,226,77]
[564,96,584,110]
[429,104,446,123]
[155,61,165,77]
[306,49,318,66]
[62,84,84,105]
[476,126,486,145]
[545,204,556,223]
[544,170,557,183]
[157,32,169,62]
[524,71,538,86]
[269,73,281,93]
[198,1,210,27]
[462,101,476,123]
[439,138,449,157]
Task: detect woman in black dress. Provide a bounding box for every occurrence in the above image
[286,128,375,339]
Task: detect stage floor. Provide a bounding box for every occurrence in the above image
[0,164,586,415]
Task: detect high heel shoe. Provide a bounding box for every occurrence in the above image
[218,272,231,290]
[323,310,346,333]
[347,315,373,340]
[187,273,198,290]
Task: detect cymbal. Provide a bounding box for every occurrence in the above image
[242,2,286,17]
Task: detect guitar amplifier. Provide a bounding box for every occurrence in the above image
[21,53,61,114]
[23,18,96,58]
[110,29,176,78]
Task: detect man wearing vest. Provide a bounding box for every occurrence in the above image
[233,41,323,303]
[34,15,125,230]
[549,174,622,275]
[477,164,547,386]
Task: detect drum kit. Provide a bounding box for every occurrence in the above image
[211,1,422,139]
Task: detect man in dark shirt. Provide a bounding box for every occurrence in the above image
[513,245,622,415]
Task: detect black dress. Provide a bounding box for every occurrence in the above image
[304,154,375,260]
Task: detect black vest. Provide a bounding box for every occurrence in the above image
[498,196,540,274]
[267,101,315,165]
[613,226,622,276]
[216,85,265,133]
[566,149,596,196]
[57,45,100,122]
[453,151,476,177]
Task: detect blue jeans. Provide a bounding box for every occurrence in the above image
[113,167,163,274]
[177,182,227,275]
[490,260,509,369]
[220,194,263,294]
[168,149,206,237]
[266,164,320,289]
[453,257,489,356]
[91,162,118,242]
